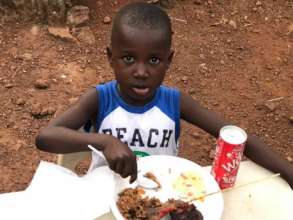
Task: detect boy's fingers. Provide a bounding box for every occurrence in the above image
[129,158,138,183]
[115,158,125,177]
[120,157,131,178]
[108,159,116,171]
[129,170,137,183]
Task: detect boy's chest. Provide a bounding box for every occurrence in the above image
[98,106,177,152]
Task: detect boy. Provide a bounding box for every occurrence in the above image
[35,2,293,187]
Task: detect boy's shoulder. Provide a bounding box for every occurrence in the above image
[95,80,115,89]
[159,84,177,90]
[159,84,181,97]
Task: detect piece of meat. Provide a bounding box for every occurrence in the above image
[169,200,204,220]
[144,172,162,189]
[117,188,204,220]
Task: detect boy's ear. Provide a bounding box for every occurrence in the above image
[106,47,113,66]
[167,50,174,67]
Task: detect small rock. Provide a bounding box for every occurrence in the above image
[265,64,273,70]
[181,76,188,82]
[76,27,96,45]
[31,110,41,117]
[67,6,90,26]
[5,84,13,89]
[103,16,112,24]
[97,1,103,7]
[256,1,262,6]
[288,24,293,38]
[34,79,49,89]
[229,20,237,29]
[189,88,196,95]
[252,29,261,34]
[31,103,42,117]
[48,26,77,42]
[199,63,208,72]
[193,0,202,5]
[47,107,56,115]
[21,52,33,61]
[58,46,63,52]
[16,98,25,105]
[289,116,293,124]
[12,140,25,151]
[21,114,31,120]
[226,38,232,43]
[41,107,56,116]
[263,102,277,111]
[209,149,216,159]
[147,0,160,3]
[69,97,78,105]
[31,25,40,35]
[287,156,293,163]
[221,17,229,24]
[40,108,48,116]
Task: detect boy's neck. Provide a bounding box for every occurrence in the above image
[116,83,157,107]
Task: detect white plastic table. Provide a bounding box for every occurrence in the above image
[95,160,293,220]
[0,160,291,220]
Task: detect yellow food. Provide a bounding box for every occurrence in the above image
[172,171,206,201]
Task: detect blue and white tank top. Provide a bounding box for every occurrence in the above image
[89,80,180,170]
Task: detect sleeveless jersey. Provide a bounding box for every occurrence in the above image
[89,80,180,170]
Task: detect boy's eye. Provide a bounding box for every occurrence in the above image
[149,57,160,65]
[123,56,134,64]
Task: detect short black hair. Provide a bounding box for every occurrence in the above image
[111,2,172,47]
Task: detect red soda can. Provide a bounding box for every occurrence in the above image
[211,125,247,189]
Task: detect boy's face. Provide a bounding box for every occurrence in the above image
[107,24,173,106]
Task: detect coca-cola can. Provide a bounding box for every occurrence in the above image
[211,125,247,189]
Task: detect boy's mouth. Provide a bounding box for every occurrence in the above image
[132,87,150,96]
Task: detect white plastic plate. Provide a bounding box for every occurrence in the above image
[110,155,224,220]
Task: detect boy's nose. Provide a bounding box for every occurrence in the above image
[133,63,148,78]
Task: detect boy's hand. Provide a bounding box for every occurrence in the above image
[287,176,293,190]
[283,166,293,190]
[100,135,137,183]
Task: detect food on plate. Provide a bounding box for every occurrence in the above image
[117,187,161,219]
[172,171,206,201]
[117,187,203,220]
[169,200,203,220]
[144,172,162,189]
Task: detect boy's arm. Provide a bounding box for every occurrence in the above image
[36,87,101,153]
[35,87,137,182]
[180,92,293,188]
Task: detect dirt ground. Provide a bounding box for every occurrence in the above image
[0,0,292,193]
